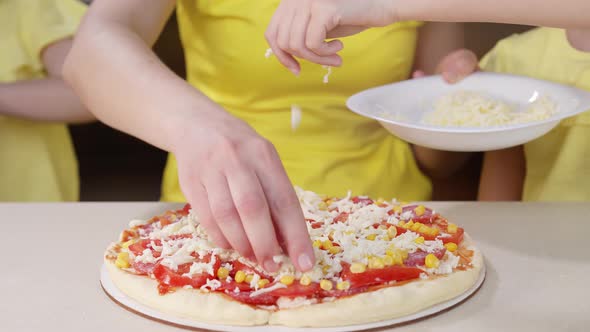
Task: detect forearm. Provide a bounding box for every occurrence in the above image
[478,147,525,201]
[395,0,590,29]
[0,79,93,123]
[413,147,473,179]
[413,23,464,75]
[64,11,225,153]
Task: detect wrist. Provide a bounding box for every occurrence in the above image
[166,104,212,156]
[166,98,237,156]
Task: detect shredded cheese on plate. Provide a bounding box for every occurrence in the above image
[422,90,557,127]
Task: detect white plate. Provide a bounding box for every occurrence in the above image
[346,72,590,151]
[101,264,486,332]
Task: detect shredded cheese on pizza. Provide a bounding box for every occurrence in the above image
[109,187,472,309]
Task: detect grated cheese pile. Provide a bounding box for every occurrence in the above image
[422,90,557,127]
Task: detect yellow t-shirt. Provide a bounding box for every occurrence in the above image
[0,0,86,201]
[161,0,431,202]
[481,27,590,201]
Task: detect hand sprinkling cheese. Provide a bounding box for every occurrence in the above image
[265,48,333,84]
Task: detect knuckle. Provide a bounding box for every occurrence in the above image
[269,185,294,207]
[264,30,274,43]
[456,58,477,73]
[214,138,244,167]
[277,37,289,50]
[216,137,237,152]
[453,49,477,65]
[305,39,319,52]
[235,193,266,217]
[249,138,277,164]
[271,192,299,218]
[288,40,300,53]
[211,204,238,224]
[213,137,238,159]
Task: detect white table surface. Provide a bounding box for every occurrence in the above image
[2,202,589,332]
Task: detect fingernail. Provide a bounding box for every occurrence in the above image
[264,259,279,272]
[290,67,300,76]
[298,253,314,271]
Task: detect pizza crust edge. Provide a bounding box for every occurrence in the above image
[104,234,483,327]
[105,260,270,326]
[270,234,483,327]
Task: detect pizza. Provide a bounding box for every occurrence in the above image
[104,187,483,327]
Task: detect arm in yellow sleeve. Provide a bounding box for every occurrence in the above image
[0,38,94,123]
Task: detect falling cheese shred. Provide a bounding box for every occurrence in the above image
[291,104,302,131]
[322,66,332,84]
[250,282,287,298]
[264,48,273,59]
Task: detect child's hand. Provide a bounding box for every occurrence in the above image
[173,113,315,273]
[265,0,397,74]
[412,49,479,83]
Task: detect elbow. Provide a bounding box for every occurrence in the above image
[61,41,82,89]
[423,167,457,180]
[413,146,474,180]
[69,111,97,124]
[61,46,97,125]
[62,23,96,90]
[420,164,462,181]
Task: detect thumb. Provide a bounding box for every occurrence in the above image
[436,49,479,84]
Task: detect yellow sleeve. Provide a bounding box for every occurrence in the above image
[480,28,550,75]
[17,0,87,71]
[479,39,509,73]
[398,20,425,29]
